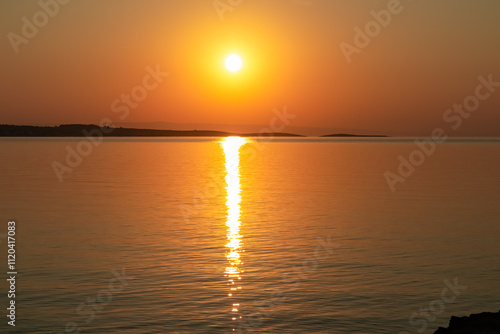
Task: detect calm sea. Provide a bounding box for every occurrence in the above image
[0,137,499,334]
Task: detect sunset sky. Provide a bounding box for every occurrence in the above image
[1,0,499,136]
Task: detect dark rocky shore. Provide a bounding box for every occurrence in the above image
[434,310,500,333]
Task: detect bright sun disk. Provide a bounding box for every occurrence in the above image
[225,54,243,72]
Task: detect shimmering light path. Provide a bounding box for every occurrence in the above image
[221,137,247,331]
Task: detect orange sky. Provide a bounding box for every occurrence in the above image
[1,0,500,136]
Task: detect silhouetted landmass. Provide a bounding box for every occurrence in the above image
[0,125,303,137]
[321,133,388,137]
[434,310,500,334]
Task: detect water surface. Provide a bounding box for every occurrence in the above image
[0,137,499,333]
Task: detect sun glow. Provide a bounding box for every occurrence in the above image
[225,54,243,72]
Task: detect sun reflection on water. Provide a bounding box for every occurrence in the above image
[221,137,247,331]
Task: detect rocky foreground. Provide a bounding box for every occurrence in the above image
[434,310,500,333]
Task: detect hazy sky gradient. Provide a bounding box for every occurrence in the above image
[1,0,499,135]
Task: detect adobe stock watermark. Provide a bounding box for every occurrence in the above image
[213,0,244,21]
[384,73,499,192]
[213,0,310,21]
[51,65,169,182]
[399,277,467,334]
[340,0,408,64]
[58,269,134,334]
[7,0,71,54]
[237,236,339,333]
[178,105,296,221]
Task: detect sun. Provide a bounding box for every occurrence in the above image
[225,54,243,72]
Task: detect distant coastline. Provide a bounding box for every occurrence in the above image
[0,124,296,137]
[0,124,387,138]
